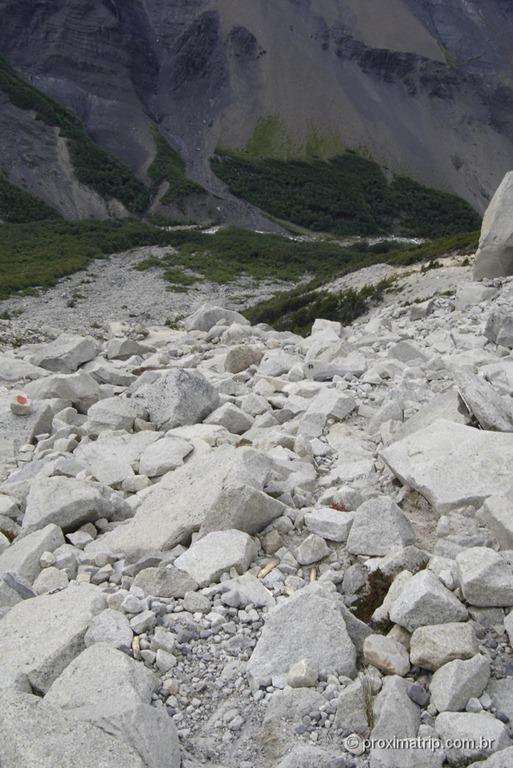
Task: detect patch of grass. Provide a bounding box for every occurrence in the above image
[148,129,205,204]
[211,151,481,238]
[0,173,61,223]
[0,55,149,214]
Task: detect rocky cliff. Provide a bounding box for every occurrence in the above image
[1,0,513,220]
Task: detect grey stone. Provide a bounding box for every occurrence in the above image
[485,311,513,349]
[363,634,410,676]
[220,573,275,608]
[0,393,53,463]
[174,530,257,587]
[138,436,193,477]
[28,334,98,374]
[184,305,249,332]
[84,609,133,652]
[455,283,498,310]
[0,523,64,583]
[479,495,513,550]
[382,419,513,513]
[435,712,511,765]
[205,402,254,434]
[277,745,346,768]
[347,496,415,556]
[0,583,105,693]
[286,658,318,688]
[452,368,513,432]
[133,565,198,597]
[304,507,354,543]
[33,566,69,595]
[486,679,513,724]
[295,533,330,565]
[91,445,283,560]
[389,570,468,632]
[224,346,263,373]
[86,397,147,434]
[473,171,513,280]
[467,747,513,768]
[25,372,101,411]
[75,431,159,486]
[132,369,219,430]
[0,691,145,768]
[456,547,513,607]
[247,584,356,687]
[106,337,151,360]
[23,476,118,534]
[182,591,211,613]
[410,623,479,671]
[430,655,490,712]
[333,679,371,736]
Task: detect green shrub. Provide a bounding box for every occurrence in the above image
[0,55,149,213]
[148,130,204,203]
[211,152,481,238]
[0,174,60,223]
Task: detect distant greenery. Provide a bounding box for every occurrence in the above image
[244,230,480,334]
[0,55,149,213]
[230,114,345,161]
[0,174,60,223]
[245,281,393,336]
[211,151,481,238]
[0,219,479,303]
[148,130,204,204]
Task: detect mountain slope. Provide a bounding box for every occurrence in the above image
[0,0,512,219]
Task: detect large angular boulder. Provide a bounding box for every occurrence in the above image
[382,419,513,513]
[131,369,219,429]
[174,529,257,587]
[430,654,490,712]
[25,372,101,411]
[22,475,121,534]
[90,445,284,559]
[485,312,513,349]
[410,623,479,671]
[435,712,511,765]
[452,369,513,432]
[184,305,249,332]
[247,584,356,687]
[0,523,63,584]
[27,334,98,374]
[346,496,415,556]
[473,171,513,280]
[0,583,105,693]
[0,691,145,768]
[74,431,161,486]
[455,547,513,607]
[389,570,467,632]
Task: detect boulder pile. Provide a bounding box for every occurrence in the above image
[3,273,513,768]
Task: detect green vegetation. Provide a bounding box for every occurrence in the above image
[0,174,60,223]
[0,55,149,213]
[243,230,479,335]
[148,130,204,204]
[0,217,478,304]
[211,151,481,238]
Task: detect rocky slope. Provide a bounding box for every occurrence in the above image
[1,0,513,218]
[4,246,513,767]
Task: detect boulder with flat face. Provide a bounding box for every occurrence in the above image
[0,691,145,768]
[131,368,219,430]
[473,171,513,280]
[27,334,98,374]
[90,445,283,560]
[0,583,105,693]
[247,584,356,688]
[382,419,513,513]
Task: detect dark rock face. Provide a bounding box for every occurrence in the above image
[1,0,513,218]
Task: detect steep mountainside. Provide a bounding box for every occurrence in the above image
[0,0,512,221]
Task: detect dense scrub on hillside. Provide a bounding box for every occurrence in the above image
[0,56,150,214]
[211,152,481,238]
[0,174,61,224]
[148,130,205,204]
[244,230,479,334]
[0,219,478,302]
